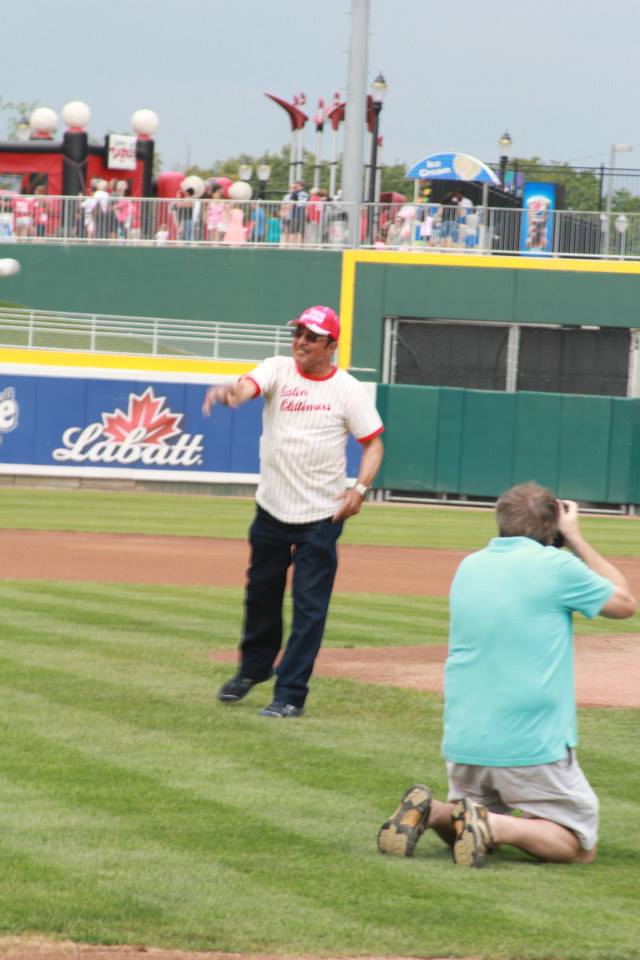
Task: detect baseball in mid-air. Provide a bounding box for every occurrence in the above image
[0,258,21,278]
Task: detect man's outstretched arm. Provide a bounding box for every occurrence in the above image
[202,378,258,416]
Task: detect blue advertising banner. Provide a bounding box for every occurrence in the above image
[0,371,364,482]
[406,152,500,184]
[520,181,556,255]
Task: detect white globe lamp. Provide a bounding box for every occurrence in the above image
[62,101,91,131]
[131,109,159,138]
[30,107,58,137]
[228,180,252,201]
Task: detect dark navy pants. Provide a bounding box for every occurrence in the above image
[239,505,344,707]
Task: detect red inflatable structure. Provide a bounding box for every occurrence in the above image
[0,116,155,199]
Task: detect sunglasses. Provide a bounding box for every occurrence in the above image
[291,327,328,343]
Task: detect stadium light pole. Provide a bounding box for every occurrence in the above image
[341,0,369,245]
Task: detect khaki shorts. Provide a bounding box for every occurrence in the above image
[446,749,599,850]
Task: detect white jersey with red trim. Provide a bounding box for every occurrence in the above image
[247,356,383,523]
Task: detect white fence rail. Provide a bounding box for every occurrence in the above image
[0,307,293,362]
[2,193,640,259]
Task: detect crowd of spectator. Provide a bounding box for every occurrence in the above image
[0,178,481,251]
[379,190,481,250]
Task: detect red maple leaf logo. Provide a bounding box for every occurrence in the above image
[102,387,183,444]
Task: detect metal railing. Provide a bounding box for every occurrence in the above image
[363,203,640,259]
[0,306,294,361]
[2,194,640,259]
[0,195,351,248]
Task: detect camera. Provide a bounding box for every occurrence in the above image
[552,500,570,548]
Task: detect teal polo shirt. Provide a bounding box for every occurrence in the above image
[442,537,614,767]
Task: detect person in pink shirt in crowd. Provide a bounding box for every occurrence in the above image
[12,193,34,239]
[32,185,50,239]
[114,181,133,242]
[205,184,226,242]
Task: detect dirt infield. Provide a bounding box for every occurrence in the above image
[1,528,638,709]
[0,530,462,595]
[0,942,474,960]
[210,634,640,709]
[4,528,640,598]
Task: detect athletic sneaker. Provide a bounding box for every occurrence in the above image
[217,672,270,703]
[258,701,305,718]
[377,784,432,857]
[451,797,494,867]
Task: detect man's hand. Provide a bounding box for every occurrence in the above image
[332,436,384,523]
[556,498,581,546]
[202,379,257,416]
[332,488,365,523]
[202,385,233,416]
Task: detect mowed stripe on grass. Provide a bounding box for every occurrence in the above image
[2,487,640,555]
[0,578,639,959]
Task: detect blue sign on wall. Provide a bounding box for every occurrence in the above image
[0,373,363,481]
[520,181,556,255]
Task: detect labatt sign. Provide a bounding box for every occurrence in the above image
[53,387,204,467]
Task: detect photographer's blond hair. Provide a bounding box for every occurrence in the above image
[496,482,559,545]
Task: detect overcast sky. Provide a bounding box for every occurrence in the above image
[1,0,638,174]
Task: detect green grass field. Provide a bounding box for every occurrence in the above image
[1,488,639,960]
[1,486,639,554]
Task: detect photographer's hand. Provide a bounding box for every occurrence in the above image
[557,499,636,617]
[557,499,580,545]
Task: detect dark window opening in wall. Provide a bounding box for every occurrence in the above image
[518,327,629,396]
[395,320,509,390]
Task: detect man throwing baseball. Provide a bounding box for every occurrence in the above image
[202,306,384,718]
[378,482,636,866]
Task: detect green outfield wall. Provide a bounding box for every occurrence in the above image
[2,245,342,325]
[5,247,640,380]
[344,253,640,380]
[376,384,640,504]
[5,247,640,503]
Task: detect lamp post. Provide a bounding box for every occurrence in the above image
[603,143,633,256]
[367,73,387,204]
[367,72,387,244]
[257,162,271,200]
[238,164,253,183]
[15,115,31,142]
[498,130,513,187]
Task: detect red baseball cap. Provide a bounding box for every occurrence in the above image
[288,305,340,341]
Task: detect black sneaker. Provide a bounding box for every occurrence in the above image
[258,701,305,718]
[377,784,432,857]
[217,672,269,703]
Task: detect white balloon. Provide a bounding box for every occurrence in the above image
[62,101,91,129]
[30,106,58,134]
[131,109,159,136]
[0,259,21,278]
[228,181,252,201]
[180,175,205,199]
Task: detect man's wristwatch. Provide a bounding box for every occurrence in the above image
[354,482,369,498]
